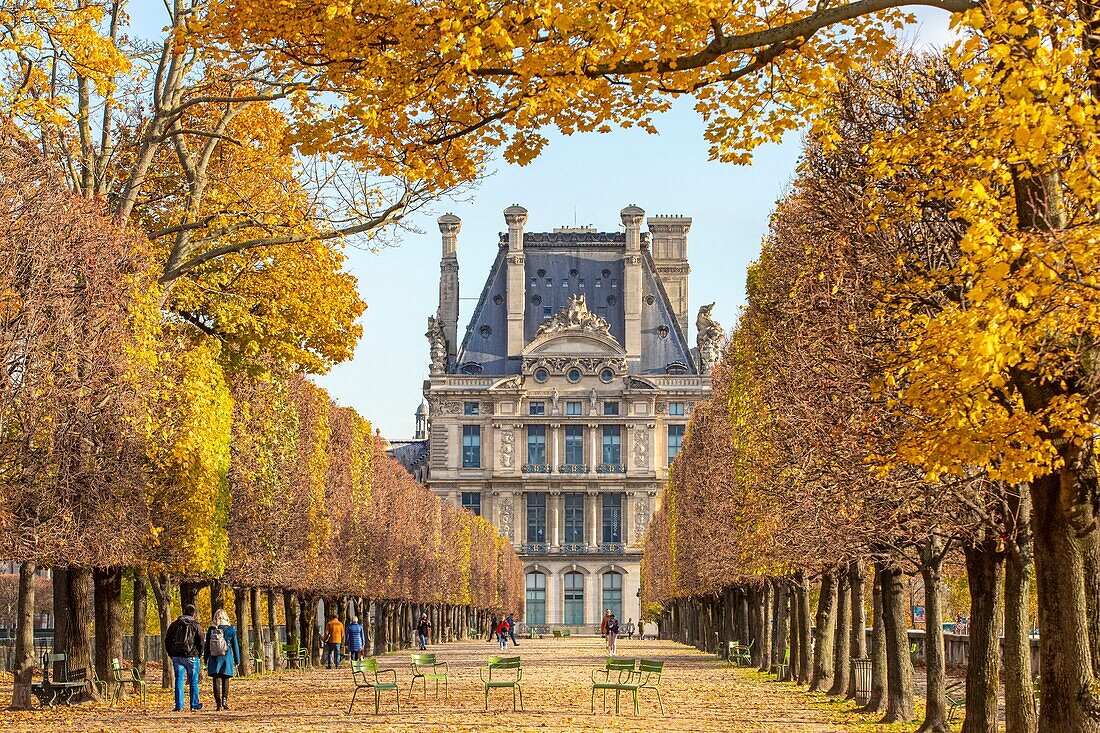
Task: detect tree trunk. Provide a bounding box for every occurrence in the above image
[283,590,299,666]
[788,579,801,682]
[267,589,279,669]
[864,563,888,714]
[880,562,915,723]
[93,566,123,694]
[848,560,867,700]
[918,538,950,733]
[11,561,37,709]
[758,580,774,672]
[55,567,94,700]
[797,571,812,685]
[149,574,174,688]
[132,571,147,692]
[250,587,264,669]
[53,569,71,681]
[811,569,837,692]
[234,587,252,677]
[179,581,203,612]
[962,539,1004,733]
[210,579,226,616]
[829,567,851,697]
[1005,486,1037,733]
[774,580,790,679]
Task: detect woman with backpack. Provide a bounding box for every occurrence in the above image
[203,609,242,711]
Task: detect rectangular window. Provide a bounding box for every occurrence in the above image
[564,425,584,465]
[602,493,623,543]
[461,425,481,468]
[562,280,568,287]
[611,279,619,289]
[527,425,547,465]
[529,401,545,416]
[564,571,585,625]
[461,491,482,516]
[463,401,479,415]
[526,492,547,543]
[602,572,623,622]
[542,306,552,319]
[578,278,585,288]
[595,278,602,288]
[564,493,585,543]
[601,425,621,465]
[668,424,685,465]
[603,401,620,416]
[545,277,552,287]
[669,402,685,416]
[526,572,547,625]
[566,401,582,416]
[530,276,537,288]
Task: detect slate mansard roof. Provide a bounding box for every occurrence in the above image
[454,230,696,375]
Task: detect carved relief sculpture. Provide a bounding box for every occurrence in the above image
[500,429,515,468]
[696,302,726,374]
[426,314,448,375]
[633,426,649,468]
[499,496,515,541]
[634,495,652,537]
[536,294,612,337]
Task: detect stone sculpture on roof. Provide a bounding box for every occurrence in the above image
[696,302,726,374]
[426,314,448,375]
[536,294,612,337]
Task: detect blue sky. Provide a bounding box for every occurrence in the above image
[130,4,954,438]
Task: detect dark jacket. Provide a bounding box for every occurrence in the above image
[608,618,620,635]
[346,622,366,652]
[506,615,515,630]
[166,615,205,658]
[203,623,242,677]
[416,618,431,636]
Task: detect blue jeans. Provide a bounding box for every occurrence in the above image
[418,633,427,650]
[324,643,342,669]
[172,657,200,711]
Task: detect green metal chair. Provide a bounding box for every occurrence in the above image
[635,659,666,715]
[348,658,399,714]
[481,656,523,711]
[591,658,637,713]
[410,653,449,699]
[109,658,147,707]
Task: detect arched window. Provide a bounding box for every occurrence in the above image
[525,572,546,625]
[602,571,623,623]
[564,572,585,625]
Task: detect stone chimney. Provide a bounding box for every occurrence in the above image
[647,215,692,336]
[621,205,645,358]
[437,213,461,365]
[504,204,528,358]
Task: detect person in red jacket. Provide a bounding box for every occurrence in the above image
[494,617,510,651]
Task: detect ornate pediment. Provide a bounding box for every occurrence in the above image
[536,295,610,337]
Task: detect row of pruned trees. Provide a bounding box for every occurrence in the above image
[644,43,1099,733]
[0,137,522,708]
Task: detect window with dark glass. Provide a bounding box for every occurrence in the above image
[564,425,584,465]
[669,402,685,416]
[602,572,623,621]
[529,401,545,416]
[603,401,619,416]
[461,425,480,468]
[602,492,623,543]
[601,425,621,465]
[668,424,685,465]
[527,425,547,465]
[526,492,547,543]
[564,493,585,543]
[564,571,584,625]
[566,401,582,416]
[526,572,547,624]
[542,305,552,319]
[463,401,479,415]
[461,491,482,515]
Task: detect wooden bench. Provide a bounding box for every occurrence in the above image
[348,658,399,714]
[410,653,448,699]
[31,653,88,707]
[109,657,147,707]
[590,658,666,715]
[945,679,965,721]
[481,656,523,711]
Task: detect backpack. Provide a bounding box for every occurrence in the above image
[208,626,228,657]
[168,618,197,657]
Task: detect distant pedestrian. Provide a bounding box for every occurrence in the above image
[506,613,519,647]
[494,617,510,651]
[416,613,432,651]
[488,615,499,643]
[600,608,612,637]
[625,618,635,640]
[203,609,241,711]
[346,616,366,661]
[165,603,205,712]
[606,614,620,656]
[323,612,345,669]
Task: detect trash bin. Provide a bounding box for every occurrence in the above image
[852,657,873,704]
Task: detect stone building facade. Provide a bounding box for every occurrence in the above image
[419,205,721,628]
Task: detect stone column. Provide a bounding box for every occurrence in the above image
[504,205,527,358]
[550,491,561,548]
[546,571,559,624]
[588,492,600,549]
[437,214,461,366]
[589,423,600,470]
[551,423,560,472]
[621,205,644,358]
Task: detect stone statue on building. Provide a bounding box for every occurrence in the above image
[537,294,611,336]
[696,303,725,374]
[426,314,448,375]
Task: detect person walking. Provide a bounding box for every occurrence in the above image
[505,612,519,647]
[487,615,499,643]
[203,609,241,711]
[494,617,510,651]
[323,612,345,669]
[165,603,205,712]
[606,614,620,656]
[599,608,612,638]
[346,615,366,661]
[416,613,432,651]
[625,618,635,640]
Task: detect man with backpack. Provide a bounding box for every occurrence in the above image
[416,613,432,651]
[165,604,206,712]
[505,612,519,646]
